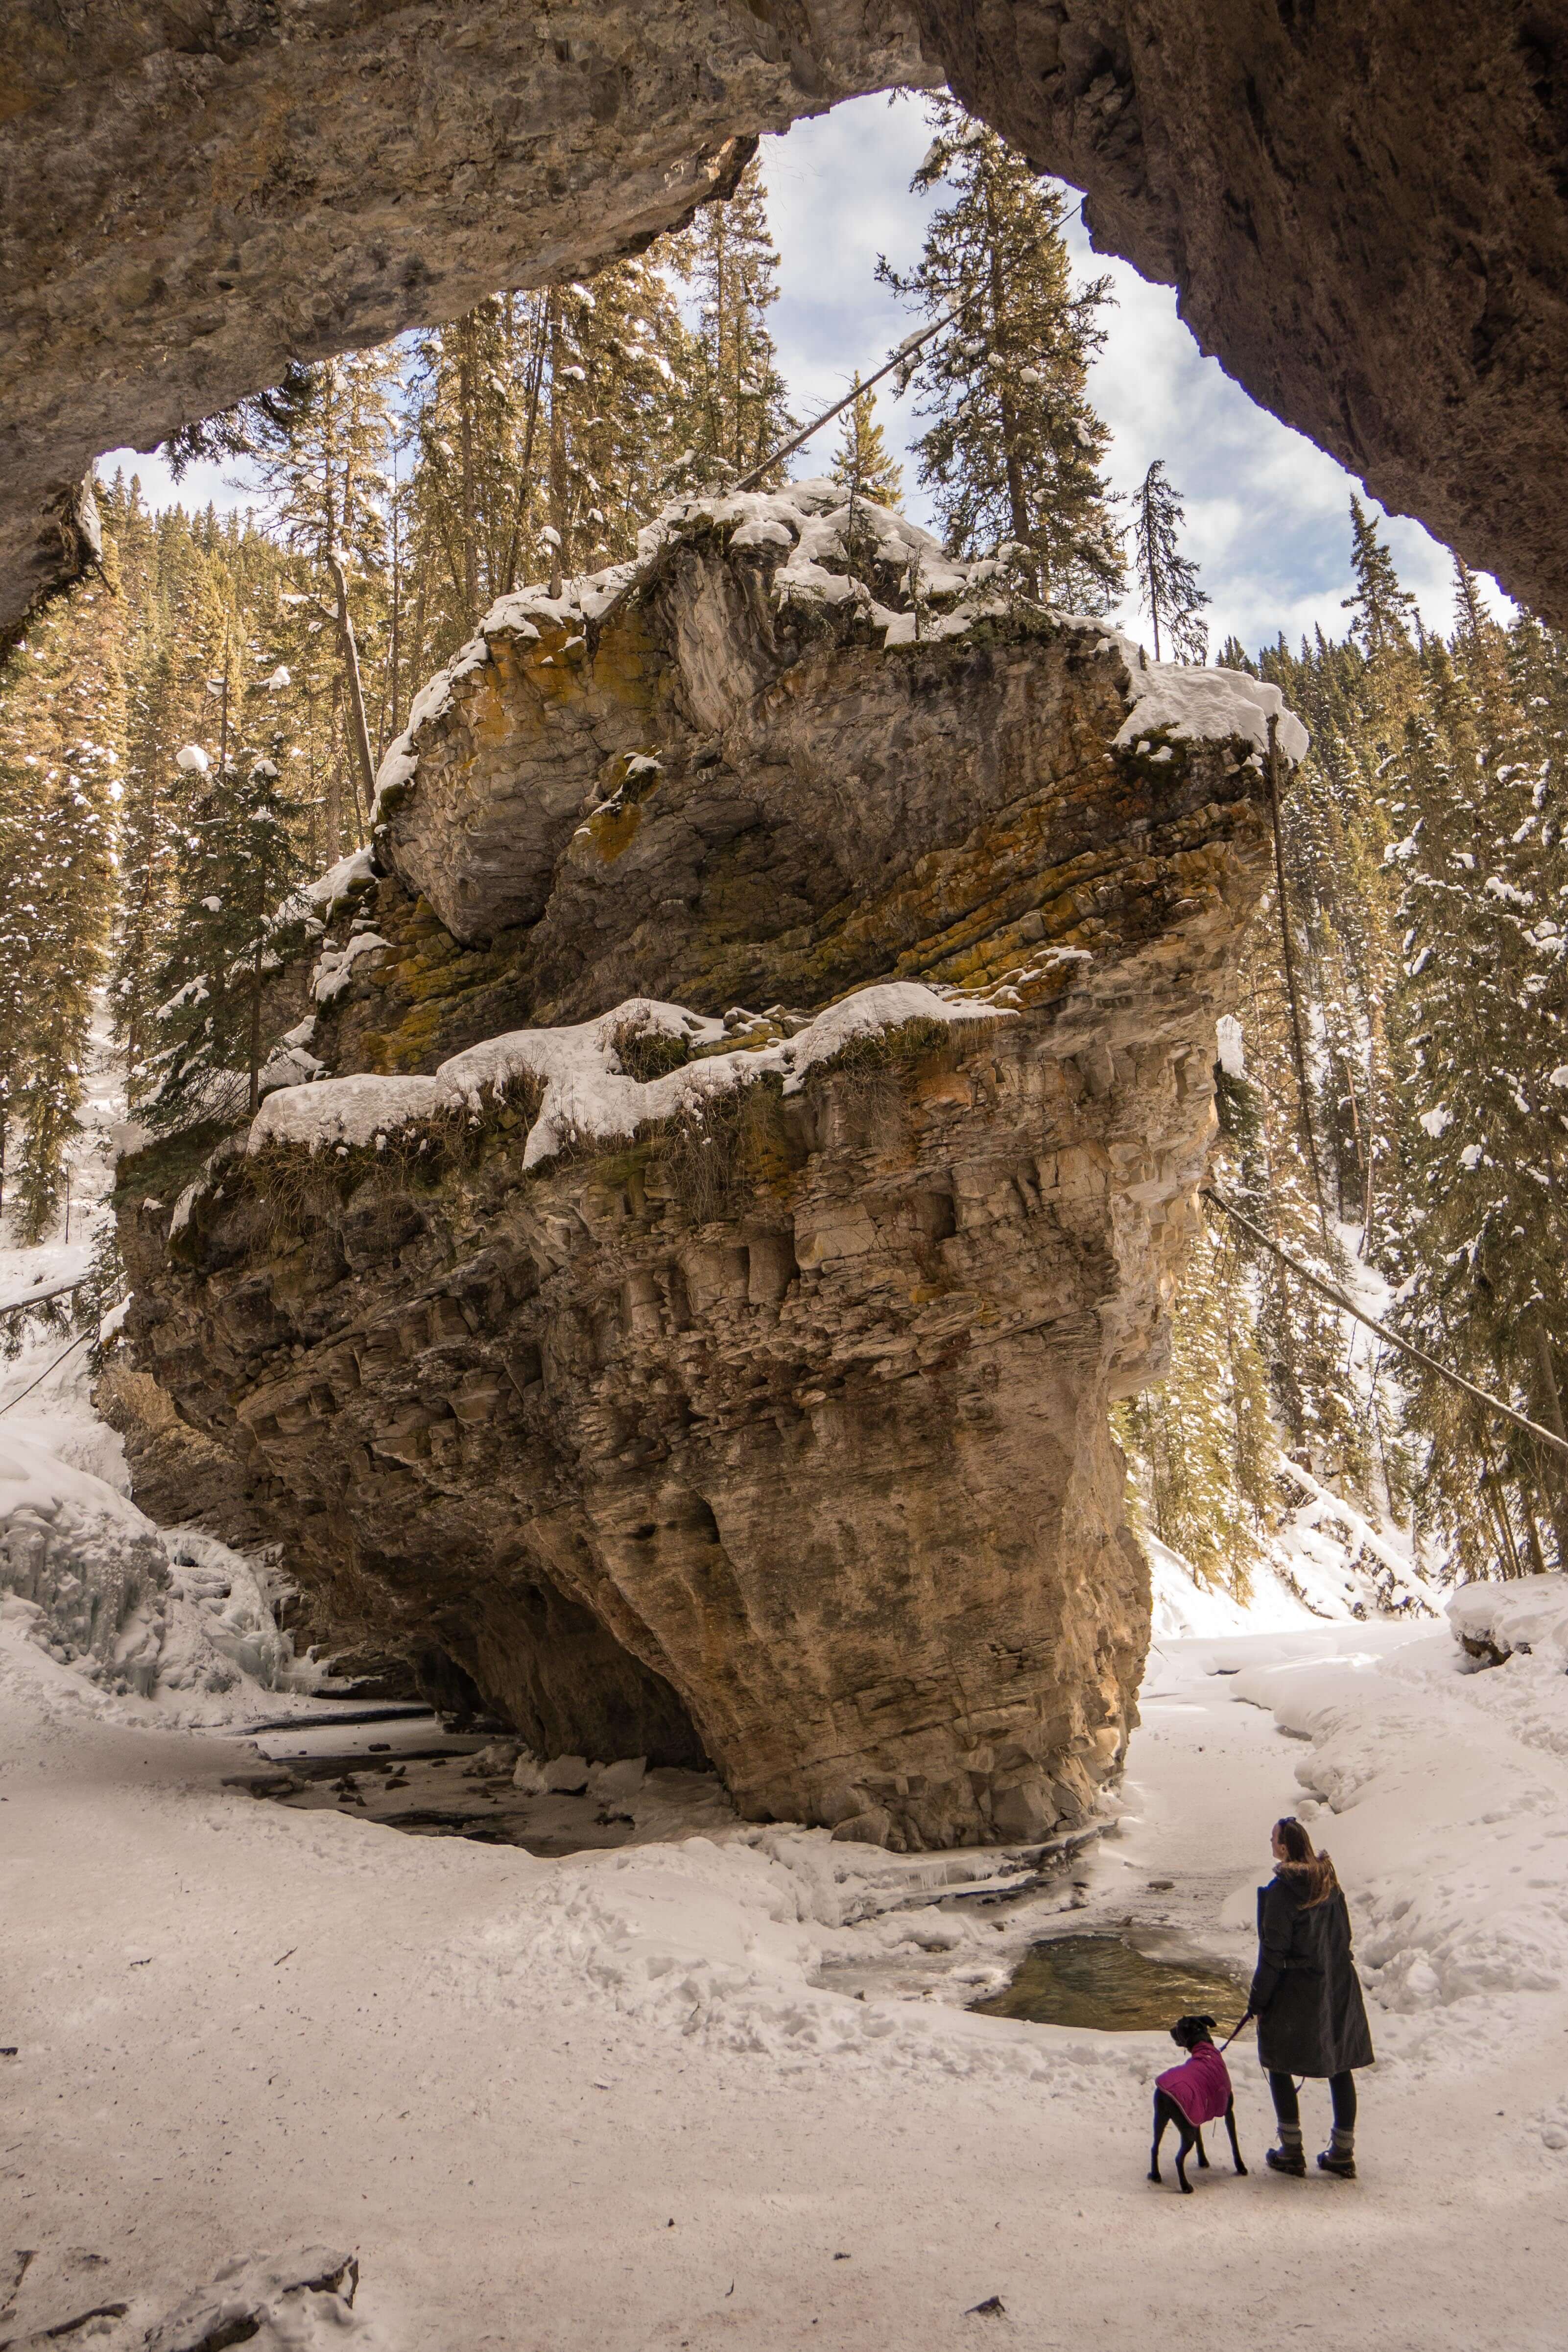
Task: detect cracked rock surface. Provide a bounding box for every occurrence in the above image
[112,492,1291,1849]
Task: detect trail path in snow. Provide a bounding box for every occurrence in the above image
[3,1595,1563,2350]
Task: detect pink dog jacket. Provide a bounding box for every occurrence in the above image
[1156,2040,1232,2125]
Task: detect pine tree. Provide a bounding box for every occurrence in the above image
[0,554,124,1235]
[112,520,238,1092]
[1342,497,1419,663]
[405,264,697,661]
[1382,633,1568,1573]
[251,351,399,828]
[1133,459,1209,663]
[830,375,903,508]
[877,96,1122,608]
[670,156,793,487]
[1117,1209,1280,1600]
[143,736,313,1130]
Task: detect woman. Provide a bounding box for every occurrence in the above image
[1247,1816,1375,2178]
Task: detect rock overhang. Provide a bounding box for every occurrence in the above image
[6,5,1567,644]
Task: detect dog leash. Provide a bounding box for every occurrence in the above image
[1216,2013,1252,2052]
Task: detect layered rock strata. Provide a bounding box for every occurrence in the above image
[5,4,1568,637]
[114,488,1302,1848]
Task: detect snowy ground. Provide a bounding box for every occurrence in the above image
[5,1466,1567,2347]
[2,1030,1562,2349]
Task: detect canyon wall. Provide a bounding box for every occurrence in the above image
[5,4,1568,641]
[112,487,1300,1846]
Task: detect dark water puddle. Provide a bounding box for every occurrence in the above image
[972,1933,1248,2032]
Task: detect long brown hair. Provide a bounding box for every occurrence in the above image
[1274,1816,1339,1907]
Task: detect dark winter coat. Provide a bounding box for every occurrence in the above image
[1249,1868,1375,2076]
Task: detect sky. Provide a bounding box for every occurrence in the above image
[100,91,1507,664]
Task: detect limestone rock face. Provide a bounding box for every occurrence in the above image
[5,3,1568,638]
[113,491,1296,1849]
[359,483,1298,1033]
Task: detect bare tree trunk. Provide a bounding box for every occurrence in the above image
[217,618,232,775]
[388,452,402,746]
[983,181,1031,585]
[547,288,567,599]
[1530,1317,1568,1567]
[1479,1429,1526,1579]
[501,301,549,596]
[248,937,263,1116]
[1268,716,1330,1242]
[328,547,377,825]
[458,313,479,622]
[1141,470,1162,661]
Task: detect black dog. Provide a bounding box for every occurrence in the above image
[1148,2014,1248,2194]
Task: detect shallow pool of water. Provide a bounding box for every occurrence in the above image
[971,1933,1248,2032]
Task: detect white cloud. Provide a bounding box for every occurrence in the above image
[95,444,265,519]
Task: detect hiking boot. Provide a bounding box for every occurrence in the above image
[1317,2146,1356,2179]
[1265,2144,1307,2176]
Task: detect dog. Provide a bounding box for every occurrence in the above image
[1148,2013,1247,2194]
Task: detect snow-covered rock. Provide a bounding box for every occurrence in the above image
[0,1427,169,1693]
[249,981,1000,1173]
[0,1424,310,1707]
[1449,1571,1568,1669]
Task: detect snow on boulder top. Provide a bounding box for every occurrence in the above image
[1110,646,1309,766]
[302,844,378,913]
[1449,1572,1568,1669]
[246,980,1006,1174]
[249,1070,451,1156]
[369,480,1308,826]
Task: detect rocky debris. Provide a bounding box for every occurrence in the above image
[460,1736,523,1777]
[113,495,1296,1850]
[4,7,1567,641]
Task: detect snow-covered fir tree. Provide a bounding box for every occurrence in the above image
[0,547,124,1236]
[142,736,313,1131]
[1117,1206,1279,1600]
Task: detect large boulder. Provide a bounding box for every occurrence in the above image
[114,491,1301,1848]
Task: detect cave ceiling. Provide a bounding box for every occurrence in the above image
[2,2,1567,645]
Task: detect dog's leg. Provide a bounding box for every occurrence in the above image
[1149,2092,1169,2184]
[1225,2095,1248,2177]
[1194,2126,1210,2170]
[1174,2127,1193,2195]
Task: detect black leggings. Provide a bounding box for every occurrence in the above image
[1270,2070,1357,2132]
